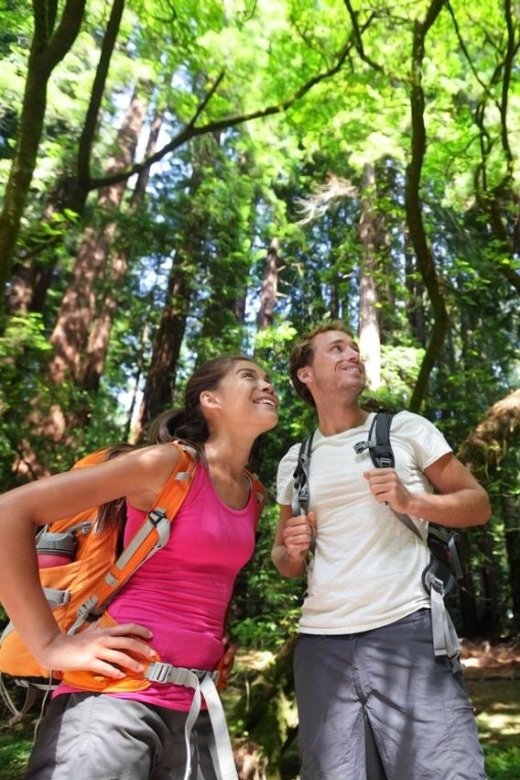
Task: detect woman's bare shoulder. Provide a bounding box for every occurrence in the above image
[123,443,186,511]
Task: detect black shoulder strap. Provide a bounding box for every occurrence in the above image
[292,432,314,516]
[371,411,395,468]
[353,410,395,468]
[354,411,423,540]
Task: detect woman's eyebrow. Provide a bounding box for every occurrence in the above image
[238,366,271,382]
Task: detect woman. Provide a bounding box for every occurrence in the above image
[0,355,278,780]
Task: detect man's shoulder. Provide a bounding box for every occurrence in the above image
[279,440,305,466]
[389,409,436,431]
[388,410,451,461]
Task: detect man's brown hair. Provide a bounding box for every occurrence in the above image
[289,320,355,407]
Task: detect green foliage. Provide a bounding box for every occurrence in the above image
[377,344,425,407]
[484,746,520,780]
[0,728,32,780]
[0,314,52,472]
[230,507,304,651]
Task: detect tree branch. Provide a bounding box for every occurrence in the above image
[39,0,87,72]
[87,39,354,191]
[342,0,387,76]
[77,0,126,187]
[405,0,449,412]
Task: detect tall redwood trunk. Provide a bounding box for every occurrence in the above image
[358,163,384,390]
[257,239,280,329]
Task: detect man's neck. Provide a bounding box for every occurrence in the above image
[316,403,369,436]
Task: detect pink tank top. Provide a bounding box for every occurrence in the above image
[57,463,258,711]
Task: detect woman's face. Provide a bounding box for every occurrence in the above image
[206,360,279,433]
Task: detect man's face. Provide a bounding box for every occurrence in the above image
[298,330,365,401]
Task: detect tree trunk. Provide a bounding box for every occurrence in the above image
[133,266,193,440]
[456,391,520,636]
[502,494,520,631]
[471,0,520,297]
[133,148,208,438]
[257,239,280,329]
[404,235,426,346]
[456,531,481,638]
[79,108,164,393]
[5,0,126,317]
[0,0,87,308]
[457,389,520,478]
[405,0,448,412]
[11,88,148,476]
[358,163,383,390]
[476,525,502,637]
[48,87,148,389]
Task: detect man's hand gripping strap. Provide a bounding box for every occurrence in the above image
[292,433,316,556]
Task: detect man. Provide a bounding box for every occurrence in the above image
[272,321,490,780]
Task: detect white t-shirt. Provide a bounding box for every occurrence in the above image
[276,411,452,634]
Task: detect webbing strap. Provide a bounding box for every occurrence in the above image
[427,575,461,660]
[201,675,238,780]
[0,673,38,724]
[42,587,72,608]
[390,508,424,541]
[99,445,197,596]
[361,415,461,661]
[104,510,171,576]
[292,433,314,516]
[144,663,237,780]
[353,411,394,468]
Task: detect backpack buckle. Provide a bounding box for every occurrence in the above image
[147,509,167,527]
[145,663,219,686]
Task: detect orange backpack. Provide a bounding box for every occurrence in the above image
[0,441,267,719]
[0,441,199,714]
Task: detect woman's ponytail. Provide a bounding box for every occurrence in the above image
[148,407,208,448]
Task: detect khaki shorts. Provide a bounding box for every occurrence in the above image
[294,609,486,780]
[24,693,220,780]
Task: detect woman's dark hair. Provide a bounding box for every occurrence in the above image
[149,355,256,447]
[96,443,137,532]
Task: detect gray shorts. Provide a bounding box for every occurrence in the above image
[294,609,487,780]
[23,693,221,780]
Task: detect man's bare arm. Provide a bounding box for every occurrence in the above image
[364,452,491,528]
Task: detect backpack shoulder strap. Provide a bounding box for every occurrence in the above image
[245,469,268,528]
[354,411,423,541]
[72,442,197,628]
[292,432,315,516]
[353,410,395,468]
[370,410,395,468]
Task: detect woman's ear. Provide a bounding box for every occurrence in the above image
[200,391,221,410]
